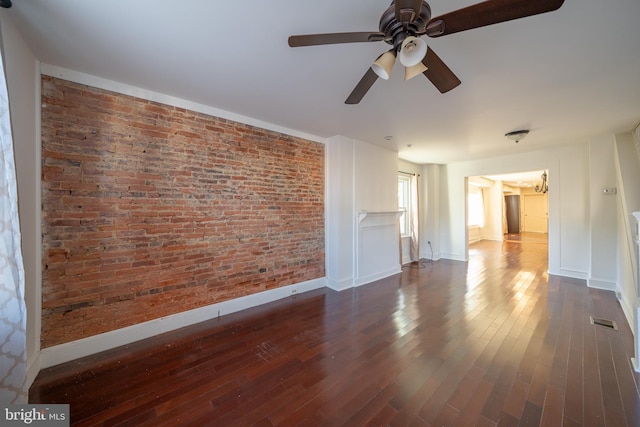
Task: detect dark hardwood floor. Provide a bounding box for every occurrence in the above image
[30,240,640,426]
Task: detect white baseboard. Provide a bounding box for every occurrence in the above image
[39,277,326,369]
[428,251,441,261]
[617,292,635,334]
[587,277,616,291]
[326,276,353,291]
[556,268,589,280]
[354,266,401,287]
[440,253,466,262]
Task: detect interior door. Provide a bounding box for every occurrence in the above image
[523,193,548,233]
[505,195,520,234]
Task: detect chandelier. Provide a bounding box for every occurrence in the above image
[535,171,548,194]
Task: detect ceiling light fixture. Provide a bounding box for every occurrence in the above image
[404,61,428,80]
[398,36,427,67]
[505,129,530,143]
[372,36,429,82]
[372,51,396,80]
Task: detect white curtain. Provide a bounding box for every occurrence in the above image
[0,48,27,403]
[409,174,419,261]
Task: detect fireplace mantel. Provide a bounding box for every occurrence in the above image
[357,211,403,225]
[354,211,403,286]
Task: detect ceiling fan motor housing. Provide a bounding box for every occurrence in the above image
[380,1,431,51]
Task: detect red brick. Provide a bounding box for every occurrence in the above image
[40,76,325,348]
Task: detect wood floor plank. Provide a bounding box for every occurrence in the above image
[519,401,543,427]
[341,383,400,426]
[501,376,529,419]
[563,287,585,424]
[453,378,494,426]
[29,239,639,426]
[429,403,460,427]
[609,328,640,427]
[496,411,519,427]
[539,384,564,426]
[583,299,606,427]
[595,327,628,427]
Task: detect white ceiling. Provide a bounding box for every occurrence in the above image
[5,0,640,164]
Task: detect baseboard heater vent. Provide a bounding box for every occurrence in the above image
[590,316,618,330]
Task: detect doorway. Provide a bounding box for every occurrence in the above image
[467,170,549,247]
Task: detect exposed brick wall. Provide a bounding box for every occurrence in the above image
[40,76,325,348]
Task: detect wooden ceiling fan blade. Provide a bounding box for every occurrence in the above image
[288,32,385,47]
[425,0,565,37]
[395,0,424,24]
[422,47,461,93]
[345,68,379,104]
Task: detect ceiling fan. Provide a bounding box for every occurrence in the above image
[288,0,565,104]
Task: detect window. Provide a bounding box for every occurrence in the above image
[468,186,485,227]
[398,174,411,236]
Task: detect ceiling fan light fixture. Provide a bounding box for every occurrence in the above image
[405,61,428,80]
[505,129,530,143]
[288,0,565,104]
[371,51,396,80]
[398,36,427,67]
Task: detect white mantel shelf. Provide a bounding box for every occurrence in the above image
[357,211,403,224]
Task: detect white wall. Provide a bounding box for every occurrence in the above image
[613,132,640,337]
[325,136,355,290]
[440,143,592,279]
[588,135,618,290]
[0,16,41,388]
[326,136,400,289]
[355,139,398,212]
[353,139,400,284]
[422,164,441,261]
[485,181,504,241]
